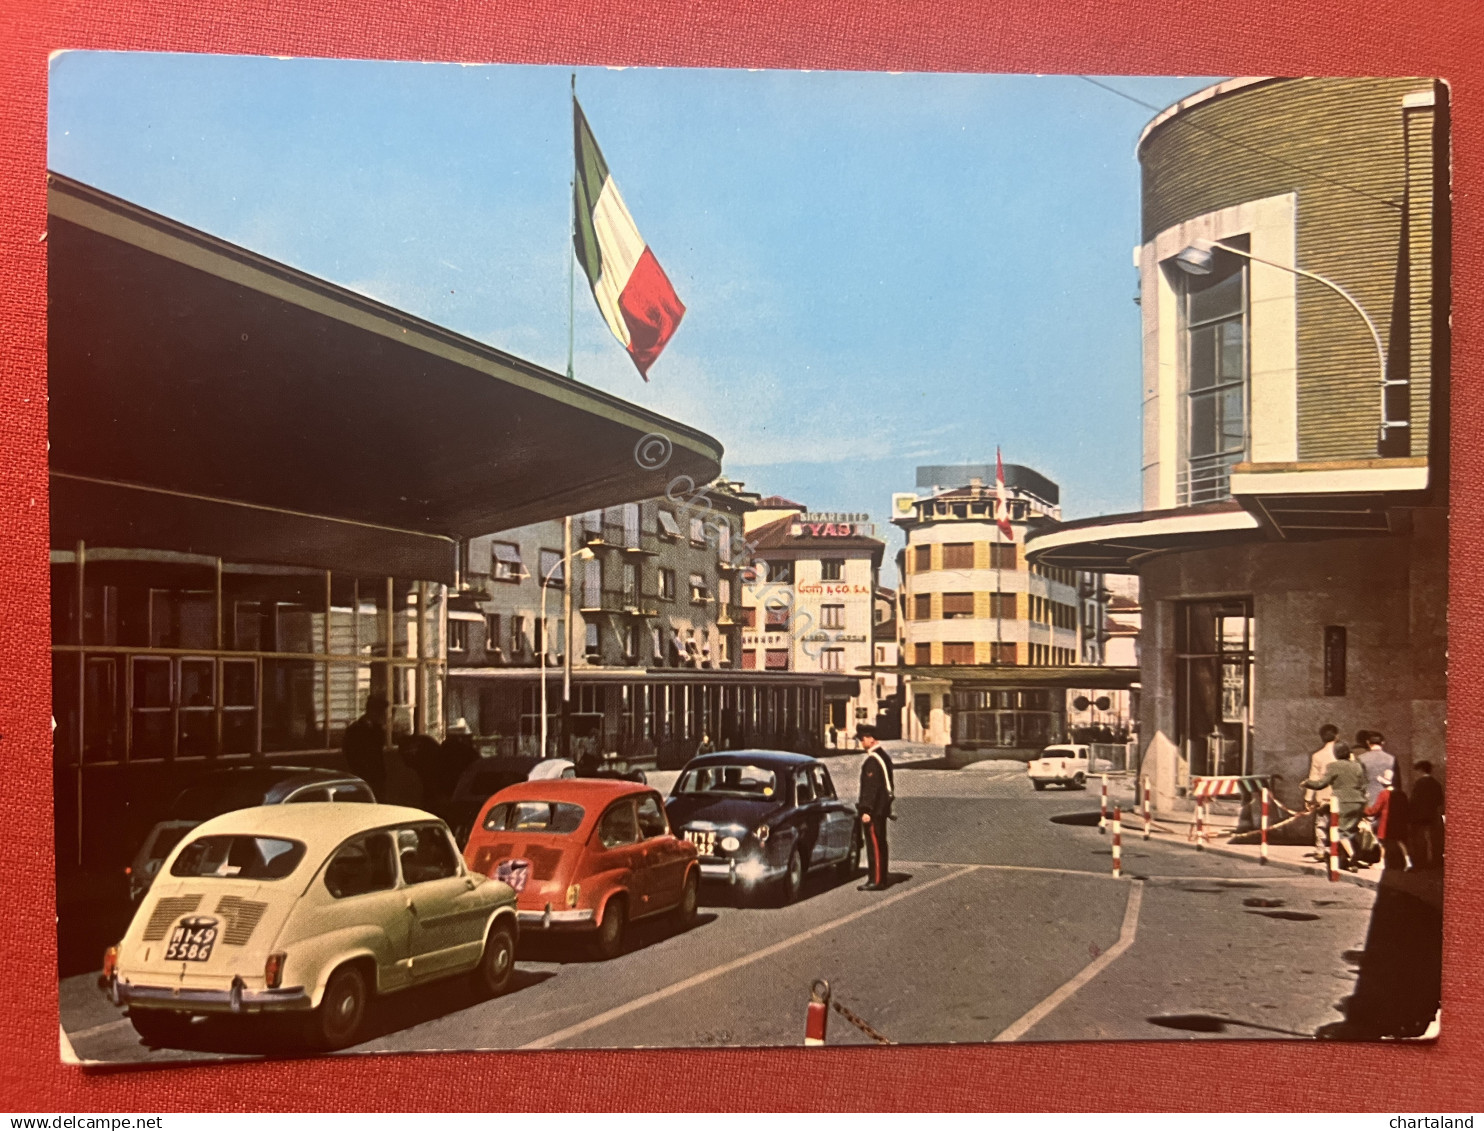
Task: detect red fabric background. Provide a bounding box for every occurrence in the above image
[2,0,1480,1112]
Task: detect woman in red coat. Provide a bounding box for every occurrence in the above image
[1364,769,1411,870]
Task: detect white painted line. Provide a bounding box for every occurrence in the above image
[894,860,1124,880]
[993,879,1145,1042]
[520,865,976,1050]
[67,1017,132,1041]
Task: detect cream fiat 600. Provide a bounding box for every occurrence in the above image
[104,803,519,1050]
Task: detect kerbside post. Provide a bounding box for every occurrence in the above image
[1328,795,1341,882]
[1142,776,1151,840]
[1099,774,1108,833]
[1111,806,1122,878]
[1260,786,1270,864]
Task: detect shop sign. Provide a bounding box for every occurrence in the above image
[797,583,872,595]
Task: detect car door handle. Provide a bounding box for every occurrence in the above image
[405,898,418,916]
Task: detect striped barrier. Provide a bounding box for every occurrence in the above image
[1099,774,1109,834]
[1142,778,1152,841]
[1260,787,1270,865]
[1112,806,1122,878]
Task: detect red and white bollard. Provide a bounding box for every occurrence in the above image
[1099,774,1109,834]
[1260,787,1270,865]
[1142,777,1152,841]
[1328,795,1340,882]
[805,979,831,1046]
[1111,806,1123,878]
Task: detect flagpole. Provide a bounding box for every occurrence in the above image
[562,71,577,762]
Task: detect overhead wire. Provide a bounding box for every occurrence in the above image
[1078,75,1402,211]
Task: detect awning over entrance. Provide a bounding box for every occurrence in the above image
[48,174,722,581]
[1024,459,1433,573]
[887,665,1141,689]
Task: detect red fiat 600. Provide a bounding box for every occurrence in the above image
[463,779,699,958]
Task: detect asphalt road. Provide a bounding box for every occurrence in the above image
[61,753,1409,1062]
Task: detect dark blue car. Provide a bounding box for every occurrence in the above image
[664,751,860,904]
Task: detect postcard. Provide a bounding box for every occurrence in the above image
[47,56,1446,1062]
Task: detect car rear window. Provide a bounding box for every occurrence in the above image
[483,801,585,834]
[676,764,778,798]
[170,835,306,879]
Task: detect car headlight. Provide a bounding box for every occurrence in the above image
[754,825,770,844]
[720,836,741,852]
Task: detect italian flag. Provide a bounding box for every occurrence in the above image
[573,98,686,380]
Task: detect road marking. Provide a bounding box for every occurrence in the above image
[895,860,1123,880]
[67,1017,132,1041]
[519,865,976,1050]
[993,879,1145,1042]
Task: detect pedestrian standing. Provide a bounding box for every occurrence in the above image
[342,693,390,799]
[1364,769,1410,870]
[855,725,895,891]
[828,724,838,750]
[1357,731,1396,807]
[1303,741,1367,870]
[1407,760,1445,870]
[1304,724,1339,860]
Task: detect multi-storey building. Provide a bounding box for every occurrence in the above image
[893,464,1137,761]
[871,587,904,740]
[1026,78,1449,813]
[448,485,835,766]
[738,507,886,742]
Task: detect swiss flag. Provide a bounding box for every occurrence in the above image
[995,448,1013,539]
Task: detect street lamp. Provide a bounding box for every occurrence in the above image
[1173,238,1403,451]
[540,544,595,759]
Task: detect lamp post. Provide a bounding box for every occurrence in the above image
[1173,238,1402,451]
[540,542,594,760]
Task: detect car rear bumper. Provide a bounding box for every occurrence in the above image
[516,907,596,931]
[115,977,311,1014]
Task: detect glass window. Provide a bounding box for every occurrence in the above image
[765,649,789,670]
[657,510,682,540]
[717,522,732,563]
[448,620,468,653]
[943,543,975,570]
[659,569,677,600]
[690,573,710,602]
[822,604,845,629]
[1176,598,1254,778]
[766,560,794,584]
[171,835,306,880]
[585,622,600,660]
[914,642,932,665]
[492,542,523,582]
[718,578,732,607]
[943,642,975,665]
[396,825,460,884]
[623,503,641,549]
[286,787,332,803]
[324,832,397,898]
[811,764,835,799]
[914,594,931,620]
[990,544,1018,570]
[942,593,974,619]
[597,801,640,848]
[913,545,932,572]
[1182,243,1248,503]
[794,769,814,804]
[332,783,375,803]
[539,549,564,587]
[484,801,585,833]
[689,517,707,545]
[821,648,844,671]
[636,795,668,838]
[676,764,778,797]
[821,559,844,581]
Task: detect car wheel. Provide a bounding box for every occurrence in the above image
[472,918,516,998]
[1032,781,1047,791]
[673,870,699,928]
[778,848,804,905]
[591,895,628,959]
[307,964,369,1051]
[836,831,862,881]
[1073,774,1087,789]
[129,1009,191,1048]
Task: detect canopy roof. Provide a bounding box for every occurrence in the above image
[48,174,722,580]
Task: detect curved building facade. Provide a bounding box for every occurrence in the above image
[1027,77,1449,813]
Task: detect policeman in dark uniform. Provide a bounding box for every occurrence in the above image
[856,725,896,890]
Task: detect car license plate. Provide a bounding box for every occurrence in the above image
[684,829,716,856]
[165,916,219,962]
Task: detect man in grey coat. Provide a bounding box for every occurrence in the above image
[1303,741,1369,870]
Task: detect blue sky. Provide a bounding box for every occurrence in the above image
[48,54,1218,582]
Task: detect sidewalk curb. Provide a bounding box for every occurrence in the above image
[1150,833,1381,890]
